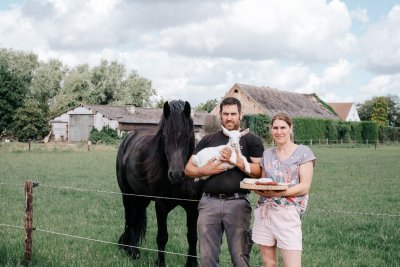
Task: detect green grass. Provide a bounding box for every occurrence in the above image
[1,143,399,266]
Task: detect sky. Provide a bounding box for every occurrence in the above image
[1,0,400,107]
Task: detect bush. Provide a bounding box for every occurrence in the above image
[242,114,271,140]
[361,121,378,143]
[350,122,363,143]
[292,117,325,143]
[89,126,120,144]
[13,104,50,142]
[324,119,338,141]
[337,121,352,142]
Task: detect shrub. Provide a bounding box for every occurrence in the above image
[292,117,325,144]
[242,114,271,140]
[337,121,352,142]
[89,126,120,144]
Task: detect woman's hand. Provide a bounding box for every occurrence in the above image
[253,189,286,197]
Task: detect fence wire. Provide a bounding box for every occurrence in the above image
[1,182,399,217]
[1,181,399,266]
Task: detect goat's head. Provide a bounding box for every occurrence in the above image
[221,126,250,148]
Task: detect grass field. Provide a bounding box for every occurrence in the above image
[0,143,399,266]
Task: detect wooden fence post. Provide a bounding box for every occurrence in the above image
[24,181,33,266]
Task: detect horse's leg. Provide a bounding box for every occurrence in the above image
[154,200,176,267]
[184,202,199,267]
[118,194,151,259]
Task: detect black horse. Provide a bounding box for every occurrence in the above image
[116,100,203,267]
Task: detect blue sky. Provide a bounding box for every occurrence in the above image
[1,0,399,106]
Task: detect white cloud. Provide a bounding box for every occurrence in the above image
[0,9,46,50]
[360,74,400,96]
[350,8,369,23]
[158,0,356,62]
[321,59,351,86]
[361,4,400,74]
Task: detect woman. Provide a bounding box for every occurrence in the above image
[252,113,316,267]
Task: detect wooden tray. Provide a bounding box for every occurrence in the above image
[240,182,289,191]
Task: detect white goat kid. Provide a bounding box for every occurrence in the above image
[192,126,251,180]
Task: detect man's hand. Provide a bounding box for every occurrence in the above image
[219,147,231,162]
[200,156,227,176]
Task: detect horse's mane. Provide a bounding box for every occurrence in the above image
[144,101,195,186]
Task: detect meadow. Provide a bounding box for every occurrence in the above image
[0,142,399,266]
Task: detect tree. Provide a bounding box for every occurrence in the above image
[195,98,219,113]
[90,60,125,104]
[89,60,155,107]
[13,102,50,141]
[0,49,38,137]
[371,96,388,126]
[357,99,374,121]
[385,94,400,127]
[29,59,66,114]
[119,70,154,107]
[357,95,400,126]
[50,64,93,116]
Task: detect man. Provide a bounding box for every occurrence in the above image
[185,97,264,267]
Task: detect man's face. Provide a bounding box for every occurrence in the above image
[220,104,241,130]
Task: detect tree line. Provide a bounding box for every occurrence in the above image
[0,48,155,141]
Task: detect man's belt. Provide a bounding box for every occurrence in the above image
[203,192,248,200]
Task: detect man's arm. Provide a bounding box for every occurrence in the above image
[185,156,227,178]
[219,147,262,178]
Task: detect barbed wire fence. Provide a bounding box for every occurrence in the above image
[0,181,399,266]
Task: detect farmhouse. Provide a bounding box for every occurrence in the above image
[327,102,361,122]
[49,104,213,142]
[211,83,339,120]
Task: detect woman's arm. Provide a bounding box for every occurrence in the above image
[254,160,314,197]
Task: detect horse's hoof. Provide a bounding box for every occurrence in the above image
[129,248,140,260]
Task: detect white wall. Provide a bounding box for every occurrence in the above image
[50,106,120,141]
[346,104,361,122]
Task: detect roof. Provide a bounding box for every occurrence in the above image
[82,104,210,126]
[232,83,338,119]
[327,102,354,121]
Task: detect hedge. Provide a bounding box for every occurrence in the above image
[242,114,398,144]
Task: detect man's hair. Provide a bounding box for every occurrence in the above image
[219,97,242,113]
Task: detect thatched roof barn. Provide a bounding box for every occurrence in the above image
[211,83,339,119]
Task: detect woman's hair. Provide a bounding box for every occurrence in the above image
[271,112,294,141]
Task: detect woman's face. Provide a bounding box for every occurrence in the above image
[271,119,292,144]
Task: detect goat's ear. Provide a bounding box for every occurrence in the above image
[241,128,250,136]
[221,125,230,136]
[183,101,191,118]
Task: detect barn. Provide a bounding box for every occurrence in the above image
[211,83,339,120]
[49,104,213,142]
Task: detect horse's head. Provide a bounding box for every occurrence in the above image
[221,125,249,149]
[161,100,195,184]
